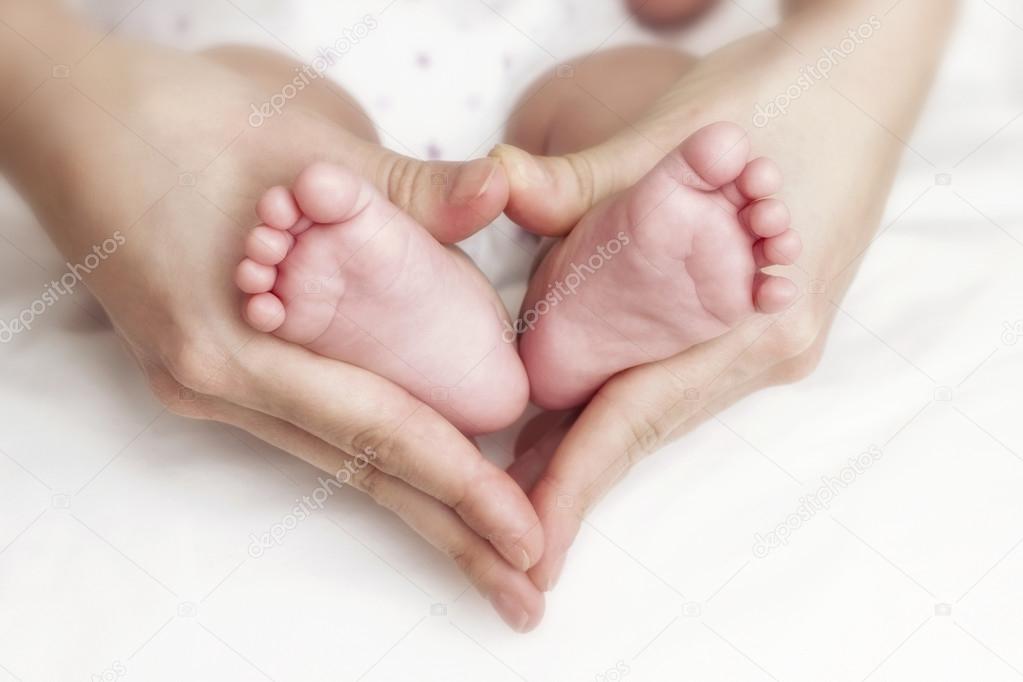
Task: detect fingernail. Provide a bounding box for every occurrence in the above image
[491,144,546,188]
[492,536,532,572]
[448,159,497,205]
[544,554,566,592]
[490,591,530,633]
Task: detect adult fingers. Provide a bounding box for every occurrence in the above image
[508,410,577,492]
[201,336,544,572]
[525,313,800,591]
[195,393,546,632]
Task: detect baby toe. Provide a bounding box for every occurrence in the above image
[235,258,277,294]
[741,198,791,238]
[736,157,782,200]
[244,292,287,333]
[760,230,802,266]
[246,225,294,265]
[257,186,301,230]
[754,274,798,314]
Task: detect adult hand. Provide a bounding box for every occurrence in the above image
[0,5,543,631]
[511,297,831,589]
[499,118,878,588]
[495,0,954,591]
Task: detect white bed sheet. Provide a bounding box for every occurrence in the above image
[1,1,1022,680]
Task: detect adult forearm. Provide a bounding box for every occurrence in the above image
[574,0,959,223]
[0,0,99,165]
[0,1,139,260]
[645,0,958,138]
[0,0,96,94]
[777,0,959,127]
[784,0,957,20]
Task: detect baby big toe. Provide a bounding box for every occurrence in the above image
[293,162,366,225]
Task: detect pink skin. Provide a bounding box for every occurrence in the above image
[518,122,802,410]
[235,162,529,435]
[626,0,720,27]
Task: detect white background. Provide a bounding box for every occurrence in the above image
[1,1,1022,680]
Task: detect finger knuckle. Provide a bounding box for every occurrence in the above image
[351,465,386,501]
[610,390,676,454]
[381,155,422,212]
[592,388,676,472]
[352,467,415,520]
[145,365,212,419]
[445,543,485,584]
[624,411,671,465]
[772,338,827,385]
[347,423,398,470]
[769,314,822,362]
[564,152,597,210]
[164,340,233,395]
[447,484,473,521]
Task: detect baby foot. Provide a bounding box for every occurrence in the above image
[235,162,529,434]
[518,122,802,410]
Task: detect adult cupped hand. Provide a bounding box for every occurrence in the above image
[510,307,828,590]
[496,138,839,593]
[1,30,545,631]
[490,0,947,594]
